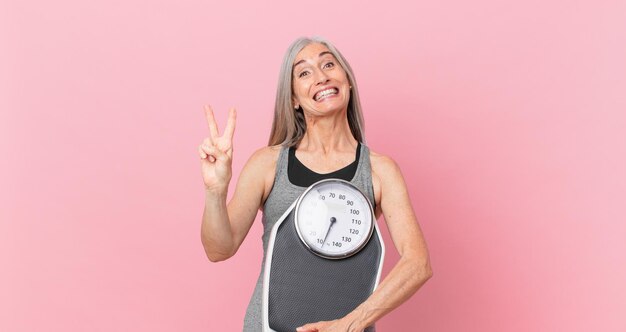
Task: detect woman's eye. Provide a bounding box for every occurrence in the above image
[323,62,335,69]
[298,71,309,78]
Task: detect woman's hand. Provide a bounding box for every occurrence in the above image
[198,105,236,192]
[296,317,364,332]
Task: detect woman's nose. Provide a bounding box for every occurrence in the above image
[315,70,329,85]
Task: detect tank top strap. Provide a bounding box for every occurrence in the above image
[261,146,306,237]
[273,145,290,185]
[352,144,376,211]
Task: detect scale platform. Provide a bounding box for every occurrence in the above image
[262,200,385,332]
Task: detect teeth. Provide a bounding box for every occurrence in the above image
[315,88,338,101]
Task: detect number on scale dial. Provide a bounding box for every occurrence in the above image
[295,179,375,259]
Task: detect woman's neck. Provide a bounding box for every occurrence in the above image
[299,110,357,155]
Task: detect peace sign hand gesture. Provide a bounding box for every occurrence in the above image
[198,105,237,192]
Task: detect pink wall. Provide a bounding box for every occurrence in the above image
[2,0,625,331]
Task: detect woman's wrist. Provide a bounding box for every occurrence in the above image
[204,185,228,198]
[344,307,373,331]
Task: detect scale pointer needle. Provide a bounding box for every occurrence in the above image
[320,217,337,248]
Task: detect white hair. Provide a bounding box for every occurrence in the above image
[268,36,366,147]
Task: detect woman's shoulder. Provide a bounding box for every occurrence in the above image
[366,147,407,210]
[244,145,284,204]
[367,147,400,174]
[251,144,283,161]
[245,145,283,170]
[364,146,403,209]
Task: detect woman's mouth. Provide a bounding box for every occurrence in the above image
[314,88,339,101]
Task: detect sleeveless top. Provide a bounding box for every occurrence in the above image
[242,143,376,332]
[287,142,361,187]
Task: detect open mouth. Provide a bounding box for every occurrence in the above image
[313,88,339,101]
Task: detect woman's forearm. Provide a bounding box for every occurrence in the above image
[345,255,433,330]
[201,189,235,262]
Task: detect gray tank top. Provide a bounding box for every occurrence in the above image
[243,144,376,331]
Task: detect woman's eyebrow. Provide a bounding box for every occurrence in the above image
[293,51,335,68]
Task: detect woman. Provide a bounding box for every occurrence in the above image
[199,36,432,332]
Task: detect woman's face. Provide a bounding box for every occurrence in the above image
[291,43,351,117]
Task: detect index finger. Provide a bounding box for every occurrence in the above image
[203,105,220,139]
[223,107,237,141]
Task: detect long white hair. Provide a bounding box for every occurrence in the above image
[267,36,366,147]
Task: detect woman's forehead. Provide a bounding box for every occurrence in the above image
[294,43,334,63]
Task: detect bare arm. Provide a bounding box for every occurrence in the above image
[198,105,274,262]
[298,155,433,332]
[200,147,275,262]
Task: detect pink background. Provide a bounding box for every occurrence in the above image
[2,0,625,331]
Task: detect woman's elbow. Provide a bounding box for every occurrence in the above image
[422,262,433,280]
[201,234,236,262]
[202,241,235,262]
[410,255,433,281]
[205,249,233,262]
[417,253,433,278]
[402,250,433,278]
[206,253,227,262]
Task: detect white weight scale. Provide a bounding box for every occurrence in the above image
[262,179,385,332]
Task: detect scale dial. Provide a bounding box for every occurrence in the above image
[294,179,375,259]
